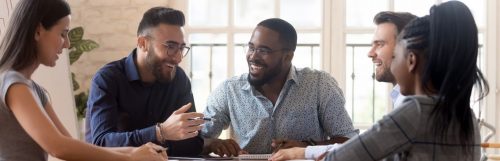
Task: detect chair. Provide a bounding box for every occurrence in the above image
[479,119,500,161]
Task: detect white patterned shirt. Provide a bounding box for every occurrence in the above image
[201,66,358,154]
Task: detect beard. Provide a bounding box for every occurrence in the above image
[145,45,175,83]
[247,59,283,87]
[375,64,395,83]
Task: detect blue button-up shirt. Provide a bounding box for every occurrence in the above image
[85,49,203,156]
[201,66,357,154]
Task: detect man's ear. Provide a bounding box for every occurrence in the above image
[284,50,294,62]
[407,52,418,73]
[137,36,148,52]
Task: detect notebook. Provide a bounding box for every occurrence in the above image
[236,154,272,160]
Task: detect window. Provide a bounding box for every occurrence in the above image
[183,0,323,113]
[173,0,491,133]
[344,0,487,131]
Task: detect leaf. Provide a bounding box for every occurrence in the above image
[69,27,84,47]
[69,50,84,65]
[71,72,80,91]
[75,40,99,52]
[74,92,88,119]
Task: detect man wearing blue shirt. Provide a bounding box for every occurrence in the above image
[201,18,358,156]
[85,7,204,156]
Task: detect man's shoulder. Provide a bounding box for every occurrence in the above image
[94,58,127,80]
[295,67,335,82]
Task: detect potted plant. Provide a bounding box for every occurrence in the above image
[68,27,99,134]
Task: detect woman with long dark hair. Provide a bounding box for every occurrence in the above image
[270,1,488,161]
[0,0,167,160]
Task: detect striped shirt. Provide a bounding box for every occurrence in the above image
[325,95,480,161]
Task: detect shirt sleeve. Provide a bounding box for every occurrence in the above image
[305,144,340,159]
[201,81,231,138]
[86,70,157,147]
[317,72,358,138]
[324,98,421,161]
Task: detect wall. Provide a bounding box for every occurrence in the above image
[68,0,169,94]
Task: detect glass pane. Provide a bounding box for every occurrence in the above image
[188,0,228,27]
[346,34,391,127]
[189,33,227,44]
[212,46,228,90]
[346,34,373,45]
[234,0,275,27]
[346,0,388,27]
[444,0,485,27]
[280,0,321,28]
[188,34,227,112]
[352,46,375,124]
[234,33,252,76]
[394,0,435,17]
[191,46,211,112]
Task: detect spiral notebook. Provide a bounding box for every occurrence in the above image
[236,154,272,160]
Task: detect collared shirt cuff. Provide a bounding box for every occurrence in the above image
[305,144,340,159]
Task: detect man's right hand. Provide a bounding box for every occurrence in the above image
[159,103,205,141]
[207,138,245,157]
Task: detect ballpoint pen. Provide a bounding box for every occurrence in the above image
[188,117,215,121]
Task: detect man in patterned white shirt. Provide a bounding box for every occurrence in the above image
[200,18,358,157]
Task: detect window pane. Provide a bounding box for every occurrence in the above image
[346,0,388,27]
[280,0,321,28]
[444,0,485,27]
[234,0,275,27]
[346,34,390,128]
[234,33,251,76]
[189,34,227,112]
[293,33,321,69]
[188,0,228,27]
[394,0,435,17]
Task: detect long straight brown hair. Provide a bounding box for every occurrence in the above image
[0,0,70,72]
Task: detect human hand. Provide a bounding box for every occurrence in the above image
[160,103,205,141]
[129,142,167,161]
[208,138,245,157]
[271,139,307,151]
[268,147,305,161]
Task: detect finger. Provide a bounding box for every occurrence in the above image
[173,103,192,114]
[239,150,249,155]
[160,150,168,159]
[218,143,231,157]
[222,141,238,156]
[185,125,203,133]
[186,119,205,126]
[228,139,242,154]
[181,112,205,120]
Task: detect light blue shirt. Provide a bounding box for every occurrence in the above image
[201,66,357,154]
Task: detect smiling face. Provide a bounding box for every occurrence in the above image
[35,15,71,67]
[368,22,398,83]
[145,24,185,83]
[246,26,292,87]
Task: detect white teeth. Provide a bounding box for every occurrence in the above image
[251,65,263,70]
[166,63,175,68]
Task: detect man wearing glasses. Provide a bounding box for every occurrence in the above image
[201,18,358,156]
[85,7,203,156]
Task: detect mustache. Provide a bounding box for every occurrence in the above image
[248,60,267,67]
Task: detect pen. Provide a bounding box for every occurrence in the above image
[188,117,215,121]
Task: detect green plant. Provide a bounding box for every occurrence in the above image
[68,26,99,119]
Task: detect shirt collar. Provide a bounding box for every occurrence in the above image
[125,48,141,82]
[242,65,298,91]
